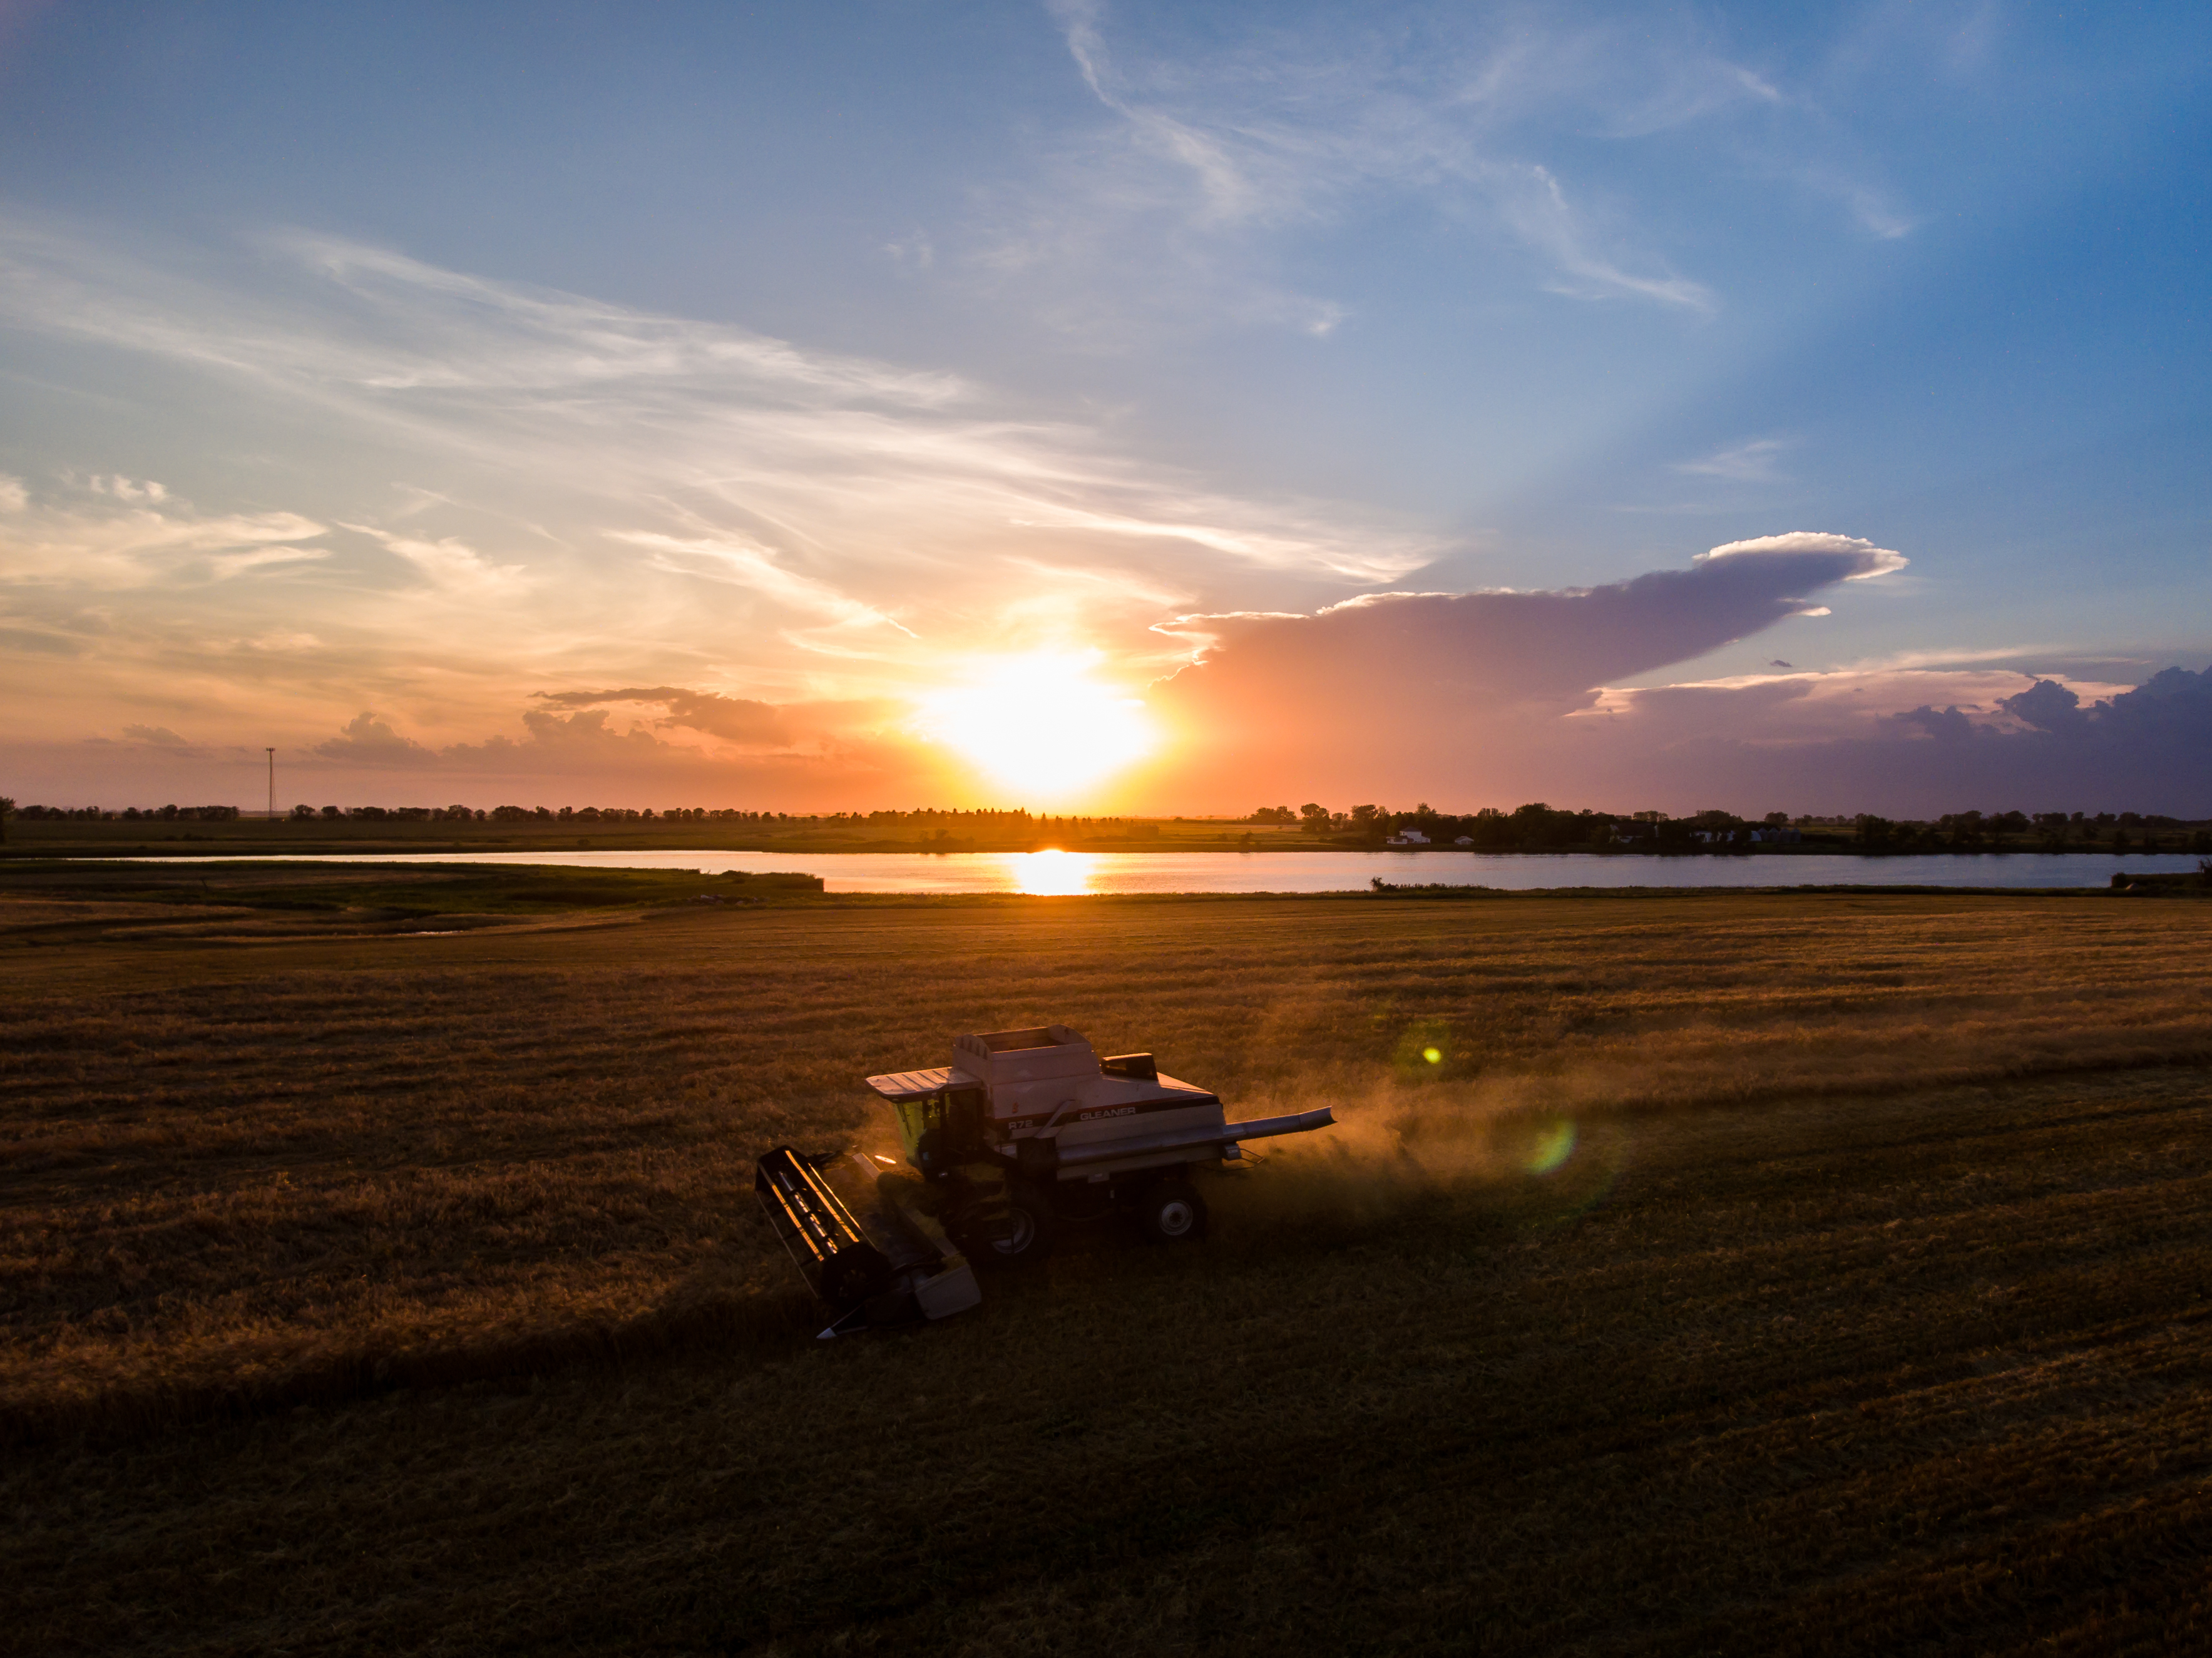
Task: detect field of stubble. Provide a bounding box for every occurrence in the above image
[4,883,2212,1655]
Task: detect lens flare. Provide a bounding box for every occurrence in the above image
[1523,1117,1577,1175]
[914,650,1155,802]
[1393,1019,1457,1080]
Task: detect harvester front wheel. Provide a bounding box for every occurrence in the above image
[1137,1179,1207,1244]
[955,1183,1055,1267]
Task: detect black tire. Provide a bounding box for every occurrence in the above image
[1135,1178,1207,1244]
[954,1183,1055,1267]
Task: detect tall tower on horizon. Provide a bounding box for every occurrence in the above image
[265,748,275,819]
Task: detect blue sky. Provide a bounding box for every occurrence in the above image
[1,0,2206,812]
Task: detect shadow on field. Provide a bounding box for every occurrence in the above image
[2,1266,827,1446]
[8,1093,1626,1447]
[15,1044,2212,1453]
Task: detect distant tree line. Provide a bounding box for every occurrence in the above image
[13,804,240,822]
[8,796,2209,853]
[1246,802,2212,854]
[1851,809,2208,854]
[284,804,807,824]
[0,801,1121,835]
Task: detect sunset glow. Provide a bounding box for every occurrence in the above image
[0,6,2204,817]
[914,653,1157,803]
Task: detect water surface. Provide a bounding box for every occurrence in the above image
[116,848,2204,895]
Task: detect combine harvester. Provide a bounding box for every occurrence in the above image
[755,1025,1335,1337]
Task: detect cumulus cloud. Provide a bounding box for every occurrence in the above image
[530,686,796,748]
[2003,667,2212,754]
[505,709,670,757]
[185,699,954,808]
[309,707,691,772]
[1577,665,2124,742]
[1135,650,2212,819]
[314,712,439,768]
[1553,665,2212,816]
[1893,703,1980,742]
[2000,675,2091,734]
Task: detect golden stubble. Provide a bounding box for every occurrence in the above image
[4,889,2211,1438]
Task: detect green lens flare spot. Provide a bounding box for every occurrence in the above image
[1524,1118,1577,1175]
[1421,1046,1442,1065]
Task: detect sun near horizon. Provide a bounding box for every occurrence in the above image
[911,650,1160,806]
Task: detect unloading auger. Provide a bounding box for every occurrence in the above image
[754,1024,1336,1338]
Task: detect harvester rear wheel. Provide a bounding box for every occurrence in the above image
[1137,1179,1207,1244]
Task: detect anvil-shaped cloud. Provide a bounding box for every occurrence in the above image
[1130,532,1910,804]
[1155,531,1901,718]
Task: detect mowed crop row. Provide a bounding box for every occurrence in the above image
[6,1070,2212,1654]
[5,891,2212,1436]
[4,889,2212,1654]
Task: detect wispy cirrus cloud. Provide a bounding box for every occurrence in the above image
[986,0,1860,337]
[963,1,1938,344]
[338,523,527,595]
[0,213,1445,771]
[609,531,916,637]
[0,216,1424,594]
[1674,435,1798,482]
[0,473,329,590]
[0,218,965,409]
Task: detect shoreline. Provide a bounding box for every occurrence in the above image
[3,857,2203,915]
[3,837,2199,861]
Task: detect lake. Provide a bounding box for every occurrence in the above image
[118,848,2208,895]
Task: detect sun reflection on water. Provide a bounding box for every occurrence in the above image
[1008,849,1097,895]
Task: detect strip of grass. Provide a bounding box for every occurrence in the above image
[0,858,823,919]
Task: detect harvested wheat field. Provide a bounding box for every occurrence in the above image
[5,879,2212,1655]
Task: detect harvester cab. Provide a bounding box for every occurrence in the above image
[754,1024,1334,1338]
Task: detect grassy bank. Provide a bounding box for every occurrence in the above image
[0,858,823,938]
[5,888,2212,1652]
